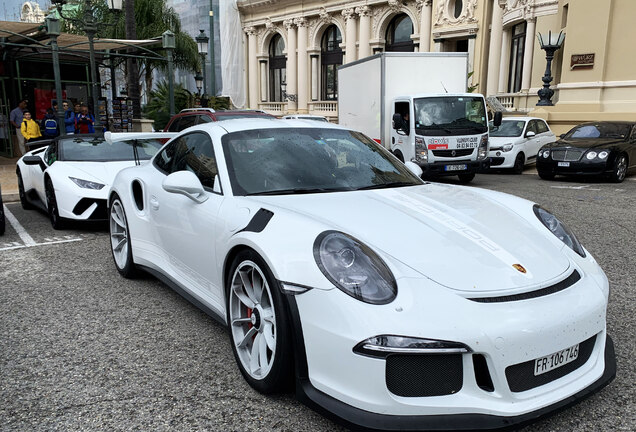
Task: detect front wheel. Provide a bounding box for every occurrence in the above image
[109,194,138,278]
[45,178,65,230]
[512,153,525,174]
[610,154,627,183]
[457,173,475,183]
[227,250,293,394]
[17,169,33,210]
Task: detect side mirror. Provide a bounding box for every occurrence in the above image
[404,161,423,177]
[162,170,209,203]
[559,133,566,139]
[493,111,503,127]
[392,113,403,131]
[525,131,536,138]
[22,155,43,165]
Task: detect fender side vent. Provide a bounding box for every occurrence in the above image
[239,208,274,233]
[468,270,581,303]
[132,180,144,211]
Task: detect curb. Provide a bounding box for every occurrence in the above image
[1,192,20,203]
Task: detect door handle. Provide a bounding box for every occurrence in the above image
[150,195,159,210]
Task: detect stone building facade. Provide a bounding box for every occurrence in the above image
[238,0,635,132]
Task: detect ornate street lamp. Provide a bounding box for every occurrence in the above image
[536,30,565,106]
[51,0,123,130]
[195,29,209,96]
[195,72,204,97]
[162,30,176,116]
[45,14,65,136]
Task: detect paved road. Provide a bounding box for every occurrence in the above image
[1,172,634,431]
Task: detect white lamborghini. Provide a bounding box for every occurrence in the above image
[16,132,175,229]
[108,119,615,431]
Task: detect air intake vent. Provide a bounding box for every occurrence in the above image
[386,354,463,397]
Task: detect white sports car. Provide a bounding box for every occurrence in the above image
[16,132,175,229]
[108,119,615,431]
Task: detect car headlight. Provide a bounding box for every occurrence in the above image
[414,137,427,163]
[69,177,105,190]
[540,149,550,158]
[533,205,585,257]
[478,135,488,160]
[313,231,397,304]
[586,151,597,160]
[598,151,609,159]
[502,143,514,152]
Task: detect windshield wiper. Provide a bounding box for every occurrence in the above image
[246,187,350,196]
[355,181,418,191]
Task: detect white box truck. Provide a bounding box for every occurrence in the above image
[338,52,497,183]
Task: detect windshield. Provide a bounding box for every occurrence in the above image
[564,123,631,140]
[59,136,164,161]
[223,128,423,196]
[414,96,488,136]
[489,120,526,137]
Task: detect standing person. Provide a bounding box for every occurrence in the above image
[42,108,60,138]
[9,98,28,155]
[63,101,75,134]
[21,110,42,144]
[74,103,81,133]
[75,104,95,134]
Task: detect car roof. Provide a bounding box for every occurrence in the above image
[197,117,346,134]
[499,117,542,121]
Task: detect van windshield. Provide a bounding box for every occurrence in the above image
[414,96,487,136]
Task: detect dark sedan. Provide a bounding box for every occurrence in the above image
[537,121,636,182]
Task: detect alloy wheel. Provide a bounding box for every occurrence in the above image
[109,199,129,270]
[615,156,627,182]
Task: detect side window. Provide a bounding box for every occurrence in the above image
[197,115,213,124]
[167,118,180,132]
[394,101,410,134]
[172,132,219,191]
[177,115,197,131]
[44,142,57,165]
[526,121,538,135]
[154,136,188,174]
[536,120,549,134]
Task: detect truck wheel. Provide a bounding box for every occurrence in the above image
[458,173,475,183]
[393,150,404,163]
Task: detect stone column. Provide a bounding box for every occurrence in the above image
[467,33,477,73]
[259,59,268,102]
[245,26,259,109]
[296,18,309,113]
[284,19,298,111]
[498,28,511,93]
[310,54,319,101]
[356,6,372,59]
[486,0,504,96]
[521,18,536,91]
[417,0,433,52]
[342,8,358,63]
[433,38,443,52]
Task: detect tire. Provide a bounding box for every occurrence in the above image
[457,173,475,183]
[393,150,405,163]
[45,177,65,230]
[538,170,555,180]
[16,169,33,210]
[226,250,293,394]
[109,194,138,278]
[513,153,525,174]
[0,200,5,236]
[610,154,627,183]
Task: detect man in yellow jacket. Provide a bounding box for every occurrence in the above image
[20,110,42,145]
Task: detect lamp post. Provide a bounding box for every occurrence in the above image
[195,72,204,97]
[163,30,176,116]
[45,14,65,136]
[536,30,565,106]
[51,0,123,130]
[195,29,209,96]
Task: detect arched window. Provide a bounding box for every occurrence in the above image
[321,25,343,101]
[385,14,415,52]
[269,34,286,102]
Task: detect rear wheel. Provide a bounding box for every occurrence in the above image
[457,173,475,183]
[16,169,33,210]
[512,153,525,174]
[109,194,137,278]
[0,197,5,235]
[45,177,65,230]
[610,154,627,183]
[227,250,293,394]
[538,170,555,180]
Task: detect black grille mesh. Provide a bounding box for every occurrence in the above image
[432,149,474,157]
[505,335,597,393]
[386,354,463,397]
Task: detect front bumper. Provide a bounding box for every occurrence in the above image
[488,151,516,168]
[57,188,109,221]
[419,159,490,177]
[536,158,611,177]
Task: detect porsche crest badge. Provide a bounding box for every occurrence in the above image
[513,264,527,273]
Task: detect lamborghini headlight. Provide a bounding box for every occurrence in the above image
[69,177,105,190]
[534,205,585,257]
[313,231,397,304]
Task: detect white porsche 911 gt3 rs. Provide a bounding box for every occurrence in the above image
[108,119,615,431]
[16,132,175,229]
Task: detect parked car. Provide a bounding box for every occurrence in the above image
[16,132,175,229]
[108,118,614,431]
[488,116,556,173]
[537,121,636,182]
[281,114,329,122]
[164,109,276,132]
[0,184,5,235]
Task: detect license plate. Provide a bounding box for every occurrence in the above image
[534,343,579,376]
[558,162,570,167]
[445,164,467,172]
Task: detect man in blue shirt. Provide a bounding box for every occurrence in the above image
[9,99,28,156]
[62,101,75,134]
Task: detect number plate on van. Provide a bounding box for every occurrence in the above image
[445,164,467,172]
